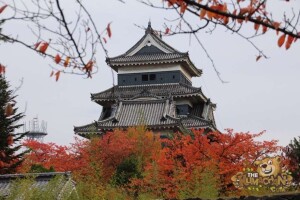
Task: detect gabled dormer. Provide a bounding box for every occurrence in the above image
[106,22,202,86]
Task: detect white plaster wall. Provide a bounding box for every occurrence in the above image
[175,99,193,107]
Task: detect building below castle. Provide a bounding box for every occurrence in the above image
[74,23,217,138]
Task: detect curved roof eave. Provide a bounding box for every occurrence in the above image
[91,83,210,104]
[106,24,186,61]
[108,57,202,77]
[105,23,203,76]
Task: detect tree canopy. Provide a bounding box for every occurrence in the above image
[20,128,289,199]
[0,75,27,174]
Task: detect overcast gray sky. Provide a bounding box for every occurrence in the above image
[1,0,299,146]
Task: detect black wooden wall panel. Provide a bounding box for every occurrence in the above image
[118,70,191,86]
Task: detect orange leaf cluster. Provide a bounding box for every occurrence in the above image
[83,61,94,78]
[0,160,5,168]
[179,1,187,14]
[33,41,67,82]
[103,23,113,44]
[273,22,281,35]
[34,42,41,50]
[167,0,179,7]
[198,2,228,23]
[262,24,268,34]
[0,64,6,75]
[38,42,49,54]
[54,54,61,64]
[199,9,206,19]
[278,34,295,50]
[285,35,294,50]
[5,103,13,117]
[163,0,297,52]
[256,55,262,62]
[254,16,261,31]
[7,135,13,146]
[0,4,8,14]
[55,71,60,81]
[49,70,61,81]
[107,23,112,38]
[165,27,170,35]
[63,56,70,67]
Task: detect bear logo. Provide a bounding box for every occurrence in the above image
[231,172,244,189]
[254,156,281,177]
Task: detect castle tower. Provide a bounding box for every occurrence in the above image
[74,23,217,138]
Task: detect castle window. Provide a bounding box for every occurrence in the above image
[142,74,148,81]
[150,74,156,81]
[142,74,156,82]
[173,75,175,79]
[102,107,112,119]
[176,105,191,115]
[134,77,137,81]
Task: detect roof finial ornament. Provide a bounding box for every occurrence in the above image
[146,20,152,34]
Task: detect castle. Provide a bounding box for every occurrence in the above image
[74,23,217,137]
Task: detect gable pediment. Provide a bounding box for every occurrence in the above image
[134,44,165,55]
[127,34,174,56]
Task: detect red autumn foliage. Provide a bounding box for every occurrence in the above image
[7,135,13,146]
[0,64,5,75]
[107,23,112,38]
[34,42,41,50]
[165,27,170,35]
[278,34,286,47]
[161,0,299,53]
[63,57,70,67]
[0,4,8,14]
[21,127,160,181]
[20,139,87,173]
[73,127,161,182]
[20,128,285,198]
[55,71,60,81]
[138,129,282,198]
[54,54,61,64]
[4,103,13,117]
[38,42,49,54]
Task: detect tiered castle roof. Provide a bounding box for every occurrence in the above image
[74,22,217,137]
[106,23,202,77]
[91,83,208,105]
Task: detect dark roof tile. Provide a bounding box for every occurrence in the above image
[97,99,178,129]
[0,172,74,197]
[91,83,206,102]
[107,53,187,64]
[180,115,212,128]
[74,99,215,136]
